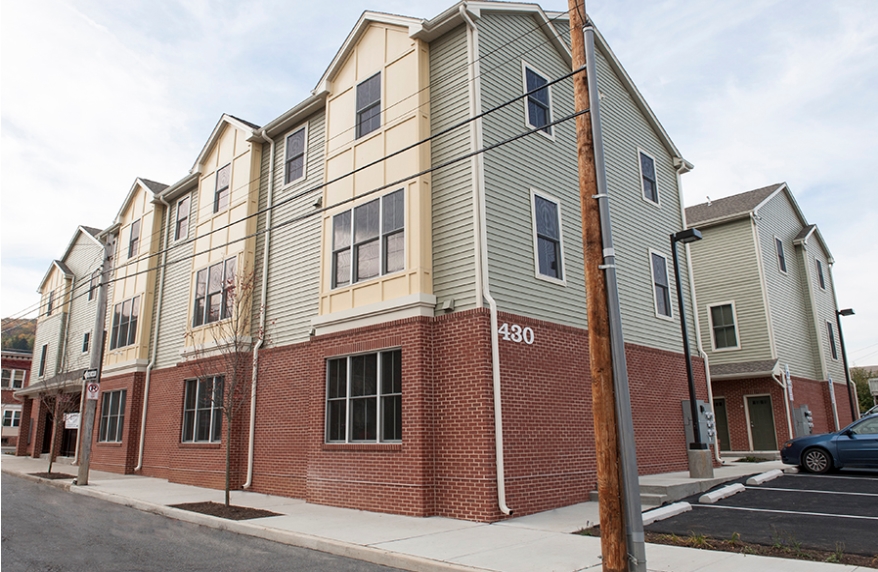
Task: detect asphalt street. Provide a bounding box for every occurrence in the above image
[645,471,878,556]
[1,473,401,572]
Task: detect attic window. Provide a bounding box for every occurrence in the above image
[816,259,826,289]
[285,127,306,184]
[128,219,141,259]
[775,237,787,273]
[524,66,552,135]
[639,151,659,204]
[214,164,231,213]
[356,73,381,139]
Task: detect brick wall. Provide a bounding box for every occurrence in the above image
[89,372,145,474]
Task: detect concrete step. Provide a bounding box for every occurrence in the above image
[589,490,668,508]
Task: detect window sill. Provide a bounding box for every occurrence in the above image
[96,441,123,447]
[180,442,222,449]
[322,443,402,452]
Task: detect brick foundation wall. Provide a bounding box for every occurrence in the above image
[89,372,145,474]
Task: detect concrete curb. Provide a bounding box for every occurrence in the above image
[13,472,489,572]
[698,483,745,504]
[642,502,691,526]
[746,469,784,486]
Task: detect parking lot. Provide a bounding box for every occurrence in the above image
[645,470,878,556]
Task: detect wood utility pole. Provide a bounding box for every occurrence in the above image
[568,1,627,571]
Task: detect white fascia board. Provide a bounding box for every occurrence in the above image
[190,114,259,174]
[262,93,327,138]
[154,172,199,204]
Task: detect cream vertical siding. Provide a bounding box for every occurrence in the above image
[429,24,478,313]
[688,218,773,365]
[319,23,433,316]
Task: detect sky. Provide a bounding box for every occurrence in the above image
[2,0,876,366]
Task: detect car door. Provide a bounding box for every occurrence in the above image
[835,417,878,467]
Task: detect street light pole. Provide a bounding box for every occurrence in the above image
[670,229,713,478]
[836,308,857,422]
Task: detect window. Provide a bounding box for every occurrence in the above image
[775,237,787,273]
[214,164,231,213]
[175,196,191,241]
[128,219,141,259]
[1,369,26,389]
[650,252,672,318]
[182,377,223,443]
[826,321,838,360]
[193,257,236,327]
[38,344,48,377]
[98,390,126,442]
[332,190,404,288]
[326,349,401,443]
[82,332,90,354]
[284,127,306,184]
[356,73,381,138]
[709,303,739,350]
[46,290,54,316]
[110,296,140,350]
[88,269,100,301]
[639,151,659,204]
[816,259,826,289]
[531,192,563,281]
[524,65,552,135]
[3,410,21,428]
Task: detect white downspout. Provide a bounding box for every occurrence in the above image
[244,131,276,489]
[136,196,172,472]
[772,367,794,443]
[677,169,722,464]
[461,5,511,516]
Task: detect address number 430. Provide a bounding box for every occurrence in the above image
[498,323,535,345]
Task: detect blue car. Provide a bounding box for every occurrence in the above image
[780,413,878,473]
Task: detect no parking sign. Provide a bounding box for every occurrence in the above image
[86,382,100,400]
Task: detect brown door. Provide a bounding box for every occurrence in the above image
[747,396,777,451]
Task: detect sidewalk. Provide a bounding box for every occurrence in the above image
[1,455,865,572]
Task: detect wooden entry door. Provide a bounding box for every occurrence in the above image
[713,398,731,451]
[747,395,777,451]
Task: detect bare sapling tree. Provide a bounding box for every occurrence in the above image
[36,381,80,475]
[184,267,268,507]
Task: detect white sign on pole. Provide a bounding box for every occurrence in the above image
[86,382,100,401]
[65,412,81,429]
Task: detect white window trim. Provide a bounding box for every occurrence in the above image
[636,148,661,207]
[181,377,223,443]
[774,235,788,275]
[173,194,192,243]
[355,72,383,141]
[816,259,826,290]
[190,256,237,329]
[1,369,26,389]
[282,122,309,187]
[529,189,566,286]
[826,320,839,361]
[648,249,674,321]
[82,332,90,354]
[707,301,741,352]
[128,218,141,259]
[214,162,232,214]
[521,61,555,141]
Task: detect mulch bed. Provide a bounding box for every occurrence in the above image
[30,472,76,480]
[577,527,877,568]
[170,501,281,521]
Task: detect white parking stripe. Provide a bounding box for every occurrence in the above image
[745,486,878,498]
[694,504,878,521]
[788,473,878,481]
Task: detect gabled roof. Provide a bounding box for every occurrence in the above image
[710,359,780,380]
[191,114,262,174]
[37,224,105,292]
[685,183,783,227]
[793,223,834,264]
[113,178,169,226]
[37,260,73,293]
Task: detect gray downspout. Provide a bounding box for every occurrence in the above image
[244,130,275,489]
[136,195,172,472]
[461,5,511,516]
[583,25,646,571]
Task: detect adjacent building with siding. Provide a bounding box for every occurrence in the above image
[18,1,713,521]
[686,183,854,454]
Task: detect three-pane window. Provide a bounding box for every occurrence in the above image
[326,350,402,443]
[640,151,658,204]
[332,190,404,288]
[775,237,787,273]
[182,377,223,443]
[532,193,563,280]
[98,390,126,442]
[651,252,672,318]
[356,73,381,139]
[193,257,236,327]
[175,196,191,241]
[709,304,739,350]
[110,296,140,350]
[524,66,552,134]
[1,369,26,389]
[128,219,141,259]
[214,164,231,213]
[285,127,306,184]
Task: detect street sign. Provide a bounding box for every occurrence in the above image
[83,368,99,381]
[65,412,81,429]
[86,382,100,401]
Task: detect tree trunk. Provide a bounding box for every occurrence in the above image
[225,416,232,507]
[47,399,59,475]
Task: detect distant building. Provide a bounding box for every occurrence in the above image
[686,183,854,453]
[2,349,31,447]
